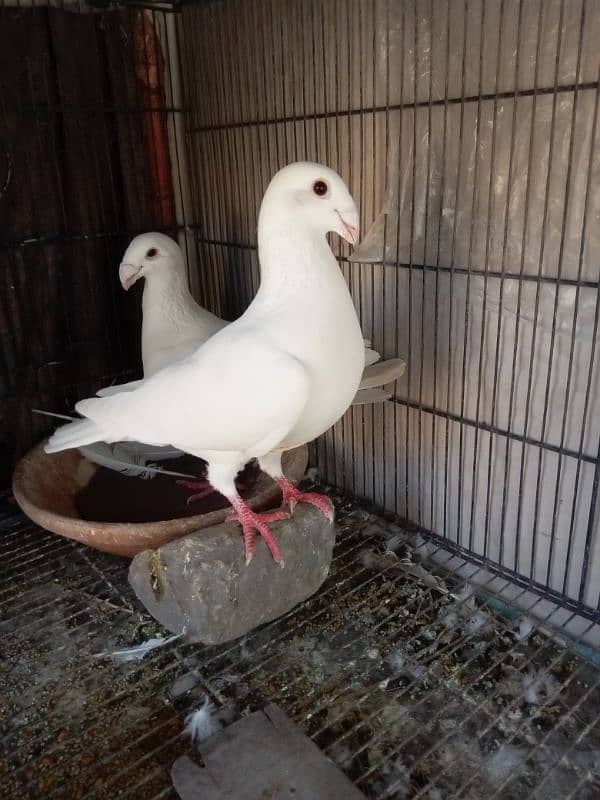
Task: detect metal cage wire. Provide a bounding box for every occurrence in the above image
[175,0,600,621]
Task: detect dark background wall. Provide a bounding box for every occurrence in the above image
[0,5,178,486]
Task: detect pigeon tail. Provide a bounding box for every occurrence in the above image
[44,419,105,454]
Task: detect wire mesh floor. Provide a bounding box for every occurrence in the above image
[1,486,599,800]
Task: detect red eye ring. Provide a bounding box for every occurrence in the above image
[313,180,328,197]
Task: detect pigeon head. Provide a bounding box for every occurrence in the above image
[118,233,183,291]
[259,162,359,246]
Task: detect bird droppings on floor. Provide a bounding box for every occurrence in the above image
[1,487,599,799]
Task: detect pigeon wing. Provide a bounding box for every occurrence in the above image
[74,328,310,457]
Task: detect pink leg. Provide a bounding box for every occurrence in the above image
[177,478,214,505]
[225,498,289,566]
[178,476,248,505]
[276,477,334,522]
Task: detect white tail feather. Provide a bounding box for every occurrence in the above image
[45,418,107,453]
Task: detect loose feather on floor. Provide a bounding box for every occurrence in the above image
[94,632,183,662]
[185,696,224,743]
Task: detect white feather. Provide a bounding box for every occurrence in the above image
[513,616,535,640]
[464,611,491,636]
[522,669,558,705]
[94,632,182,661]
[45,417,108,452]
[185,696,223,743]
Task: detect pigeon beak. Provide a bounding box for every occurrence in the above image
[336,209,360,247]
[119,262,142,291]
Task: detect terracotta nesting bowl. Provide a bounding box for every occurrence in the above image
[12,442,308,557]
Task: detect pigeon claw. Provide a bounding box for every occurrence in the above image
[226,503,288,565]
[276,478,334,523]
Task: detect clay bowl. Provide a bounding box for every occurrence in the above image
[12,442,308,557]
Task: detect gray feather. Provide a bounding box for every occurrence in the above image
[79,443,196,480]
[117,441,184,462]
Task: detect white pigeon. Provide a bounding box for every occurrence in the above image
[113,233,226,385]
[45,163,368,565]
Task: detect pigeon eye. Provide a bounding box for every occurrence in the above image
[146,248,158,258]
[313,180,328,197]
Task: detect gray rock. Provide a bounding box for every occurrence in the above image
[171,703,366,800]
[128,504,336,644]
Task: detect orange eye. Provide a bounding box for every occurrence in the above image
[313,180,328,196]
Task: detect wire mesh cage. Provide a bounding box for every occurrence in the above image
[178,0,600,622]
[1,0,600,798]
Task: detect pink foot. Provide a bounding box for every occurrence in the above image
[276,477,334,522]
[177,478,214,505]
[178,477,248,505]
[225,499,289,565]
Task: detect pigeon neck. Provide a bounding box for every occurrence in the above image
[256,223,337,296]
[144,265,189,296]
[142,267,195,316]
